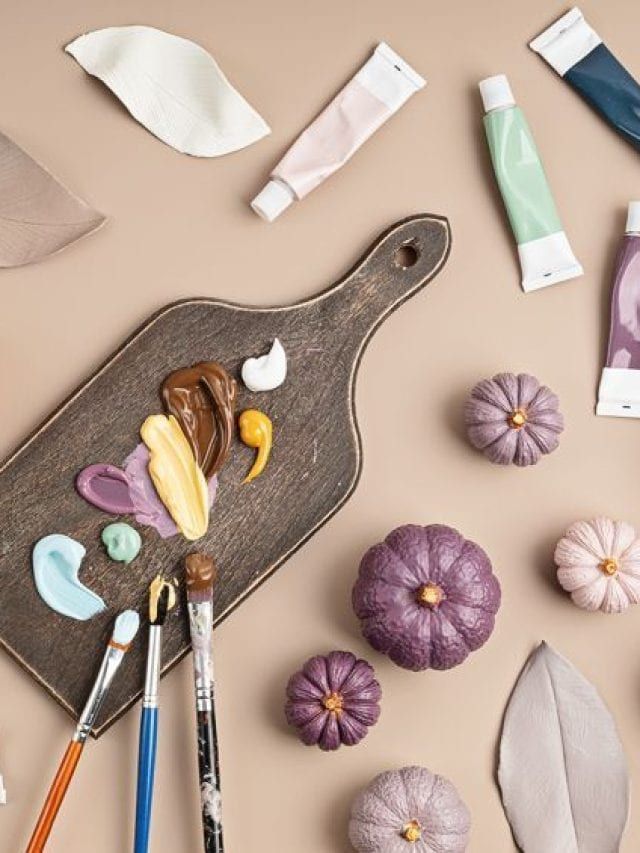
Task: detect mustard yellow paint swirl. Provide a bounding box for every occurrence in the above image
[239,409,272,483]
[140,414,209,540]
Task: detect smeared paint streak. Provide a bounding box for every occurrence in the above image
[32,534,106,620]
[76,443,218,539]
[141,415,209,540]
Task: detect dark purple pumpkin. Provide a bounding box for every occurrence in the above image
[352,524,501,671]
[285,650,381,751]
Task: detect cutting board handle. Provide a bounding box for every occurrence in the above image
[313,214,451,346]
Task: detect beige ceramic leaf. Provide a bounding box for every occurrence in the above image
[65,26,270,157]
[0,131,105,267]
[499,642,629,853]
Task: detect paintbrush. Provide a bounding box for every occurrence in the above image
[185,553,224,853]
[134,574,176,853]
[26,609,140,853]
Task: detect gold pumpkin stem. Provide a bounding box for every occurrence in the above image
[322,691,344,715]
[416,583,444,608]
[509,408,527,429]
[402,820,422,842]
[599,558,618,576]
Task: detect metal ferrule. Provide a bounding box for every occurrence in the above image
[187,600,214,713]
[142,625,162,709]
[73,645,125,742]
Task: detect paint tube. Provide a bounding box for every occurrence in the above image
[251,42,425,221]
[530,7,640,152]
[479,74,583,292]
[597,202,640,417]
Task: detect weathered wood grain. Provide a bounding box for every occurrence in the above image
[0,214,451,736]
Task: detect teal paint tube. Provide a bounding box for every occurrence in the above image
[479,74,583,292]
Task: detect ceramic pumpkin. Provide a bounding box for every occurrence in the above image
[555,517,640,614]
[349,765,471,852]
[285,650,381,751]
[352,524,500,671]
[464,372,563,466]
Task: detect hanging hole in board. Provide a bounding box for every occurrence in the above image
[394,243,419,269]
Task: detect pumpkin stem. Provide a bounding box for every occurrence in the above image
[402,820,422,842]
[599,558,618,576]
[508,408,527,429]
[322,691,344,714]
[416,583,444,608]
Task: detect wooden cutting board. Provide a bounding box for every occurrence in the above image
[0,214,450,736]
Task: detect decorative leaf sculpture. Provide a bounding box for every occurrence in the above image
[65,26,270,157]
[498,642,629,853]
[0,131,105,267]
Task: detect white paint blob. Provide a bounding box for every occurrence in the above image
[241,338,287,392]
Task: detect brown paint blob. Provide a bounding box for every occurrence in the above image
[162,362,236,478]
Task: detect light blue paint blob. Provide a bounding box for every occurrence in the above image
[32,534,106,621]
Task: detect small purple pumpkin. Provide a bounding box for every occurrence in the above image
[285,650,381,751]
[464,372,563,466]
[349,765,471,852]
[352,524,500,671]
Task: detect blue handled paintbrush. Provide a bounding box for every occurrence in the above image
[134,575,175,853]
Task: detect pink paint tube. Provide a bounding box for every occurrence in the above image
[251,42,425,221]
[597,202,640,417]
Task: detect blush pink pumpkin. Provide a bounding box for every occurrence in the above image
[352,525,501,671]
[285,651,381,751]
[464,372,563,466]
[349,765,471,852]
[555,517,640,614]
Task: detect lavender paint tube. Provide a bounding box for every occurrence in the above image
[530,8,640,152]
[597,202,640,418]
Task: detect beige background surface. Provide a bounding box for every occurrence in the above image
[1,0,639,850]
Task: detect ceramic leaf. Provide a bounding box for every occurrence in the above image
[0,131,105,267]
[499,642,629,853]
[65,26,270,157]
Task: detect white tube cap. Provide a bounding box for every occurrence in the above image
[251,180,295,222]
[479,74,515,113]
[626,201,640,234]
[0,774,6,804]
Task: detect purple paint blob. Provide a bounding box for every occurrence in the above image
[75,464,135,514]
[76,444,218,539]
[123,443,178,538]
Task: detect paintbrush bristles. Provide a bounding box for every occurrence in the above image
[148,573,178,624]
[186,585,213,604]
[112,610,140,647]
[184,552,218,603]
[151,584,171,626]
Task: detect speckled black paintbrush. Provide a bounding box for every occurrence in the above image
[185,552,224,853]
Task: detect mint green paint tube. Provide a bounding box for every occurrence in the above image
[479,74,583,292]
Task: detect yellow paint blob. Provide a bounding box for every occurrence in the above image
[239,409,273,483]
[140,414,209,540]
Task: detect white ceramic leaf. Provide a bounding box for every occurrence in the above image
[0,131,105,267]
[499,642,629,853]
[65,26,270,157]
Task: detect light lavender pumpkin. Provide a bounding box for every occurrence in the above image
[555,517,640,613]
[285,651,381,751]
[352,525,500,671]
[349,766,471,852]
[464,372,563,466]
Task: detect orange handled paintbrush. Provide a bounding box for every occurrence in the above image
[26,610,140,853]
